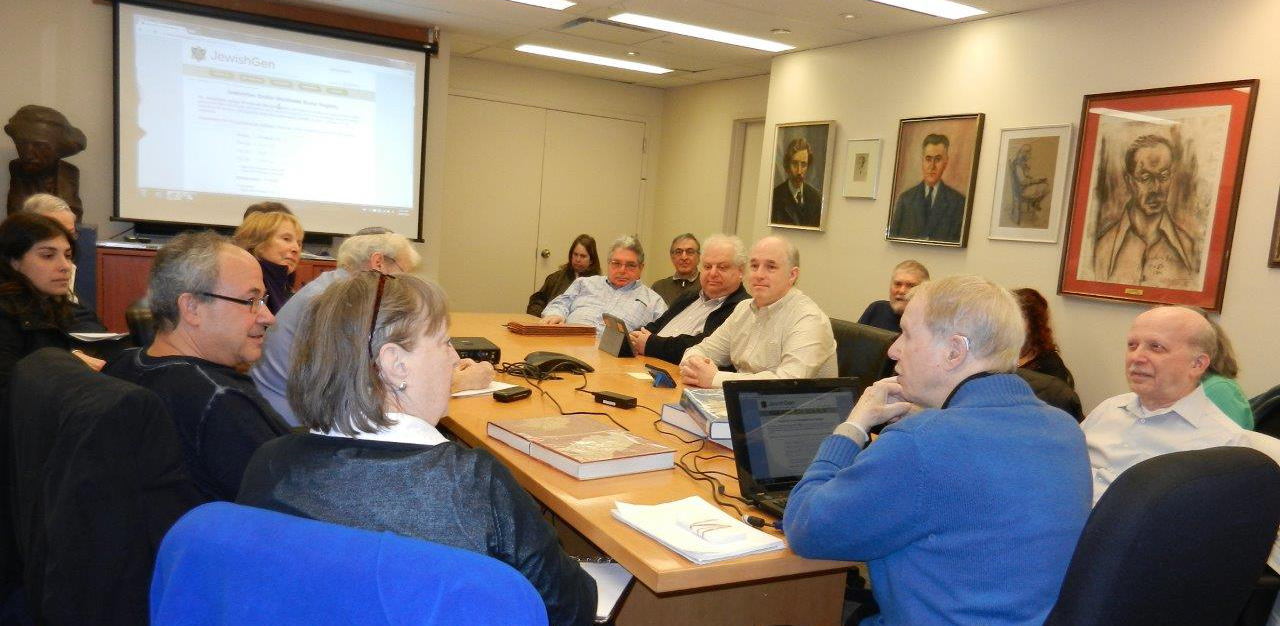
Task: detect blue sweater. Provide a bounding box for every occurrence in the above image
[784,374,1091,625]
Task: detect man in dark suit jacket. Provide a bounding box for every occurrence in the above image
[629,234,748,365]
[889,133,967,243]
[770,137,823,228]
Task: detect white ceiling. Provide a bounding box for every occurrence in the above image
[297,0,1079,87]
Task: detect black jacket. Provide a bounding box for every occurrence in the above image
[642,284,750,365]
[528,267,594,317]
[239,433,597,626]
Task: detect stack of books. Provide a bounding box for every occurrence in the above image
[659,388,731,446]
[504,321,596,336]
[488,415,674,480]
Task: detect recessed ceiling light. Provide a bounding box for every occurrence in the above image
[503,0,576,9]
[514,44,673,74]
[609,13,794,53]
[869,0,987,20]
[625,51,639,56]
[841,13,857,20]
[770,28,791,35]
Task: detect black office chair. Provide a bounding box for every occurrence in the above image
[1016,368,1084,421]
[8,348,205,625]
[125,298,156,348]
[830,319,898,382]
[1045,447,1280,626]
[1251,385,1280,439]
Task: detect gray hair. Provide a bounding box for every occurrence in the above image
[910,275,1025,371]
[893,259,930,281]
[148,231,229,332]
[669,233,699,253]
[336,232,420,272]
[702,234,746,269]
[609,235,645,265]
[289,272,449,436]
[21,193,72,217]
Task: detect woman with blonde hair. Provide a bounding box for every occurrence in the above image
[237,272,596,625]
[232,210,302,314]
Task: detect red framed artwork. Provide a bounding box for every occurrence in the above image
[1057,80,1259,311]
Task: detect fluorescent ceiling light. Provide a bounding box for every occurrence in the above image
[504,0,576,9]
[608,13,794,53]
[515,44,673,74]
[868,0,987,20]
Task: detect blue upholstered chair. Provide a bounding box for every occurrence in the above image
[151,502,548,626]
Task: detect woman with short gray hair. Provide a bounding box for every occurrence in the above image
[237,272,596,626]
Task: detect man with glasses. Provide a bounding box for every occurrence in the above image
[651,233,700,306]
[104,231,290,502]
[251,227,493,426]
[541,234,666,333]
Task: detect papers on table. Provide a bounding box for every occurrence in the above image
[627,372,652,381]
[68,332,130,342]
[451,381,518,398]
[579,561,633,623]
[611,496,784,565]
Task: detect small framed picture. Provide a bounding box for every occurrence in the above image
[842,139,882,199]
[885,113,984,247]
[1058,79,1259,310]
[1269,190,1280,268]
[988,124,1074,243]
[769,121,836,231]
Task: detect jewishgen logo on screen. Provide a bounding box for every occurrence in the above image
[189,46,276,70]
[191,46,206,62]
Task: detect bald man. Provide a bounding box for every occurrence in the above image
[1082,306,1273,504]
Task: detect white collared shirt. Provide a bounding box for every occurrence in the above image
[656,291,726,338]
[312,412,448,447]
[1082,385,1249,505]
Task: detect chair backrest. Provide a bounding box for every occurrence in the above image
[1045,446,1280,626]
[151,502,549,626]
[1252,384,1280,439]
[8,348,204,625]
[125,298,155,348]
[1016,368,1083,421]
[830,319,898,381]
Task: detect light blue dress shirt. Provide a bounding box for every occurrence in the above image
[542,275,666,334]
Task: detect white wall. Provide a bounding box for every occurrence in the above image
[651,75,769,274]
[753,0,1280,410]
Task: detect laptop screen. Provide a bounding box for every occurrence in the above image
[725,379,863,491]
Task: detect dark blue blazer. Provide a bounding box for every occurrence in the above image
[890,180,966,243]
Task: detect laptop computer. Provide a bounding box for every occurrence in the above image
[724,378,866,518]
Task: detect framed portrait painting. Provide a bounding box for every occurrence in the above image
[885,113,984,247]
[988,124,1074,243]
[842,138,882,199]
[1058,80,1259,311]
[769,121,835,231]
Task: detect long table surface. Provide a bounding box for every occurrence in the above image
[442,312,851,595]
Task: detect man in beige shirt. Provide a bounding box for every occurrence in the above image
[679,235,836,388]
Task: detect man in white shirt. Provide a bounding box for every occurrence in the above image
[678,235,836,388]
[1083,305,1272,504]
[541,235,666,333]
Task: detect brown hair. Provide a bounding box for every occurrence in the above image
[0,212,75,323]
[232,211,303,260]
[288,272,449,435]
[242,201,293,219]
[566,234,600,276]
[1013,288,1058,360]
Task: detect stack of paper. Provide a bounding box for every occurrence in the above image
[451,381,518,398]
[611,496,784,565]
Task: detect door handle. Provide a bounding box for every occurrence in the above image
[540,248,551,258]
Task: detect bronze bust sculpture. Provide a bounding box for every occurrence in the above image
[5,105,86,220]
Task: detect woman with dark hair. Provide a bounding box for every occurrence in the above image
[1013,288,1074,387]
[238,272,596,625]
[0,213,103,390]
[527,234,599,316]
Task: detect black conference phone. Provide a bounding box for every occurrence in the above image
[524,351,594,378]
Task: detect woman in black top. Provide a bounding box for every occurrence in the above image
[232,210,303,314]
[527,234,600,316]
[238,272,596,626]
[1013,287,1074,387]
[0,212,104,391]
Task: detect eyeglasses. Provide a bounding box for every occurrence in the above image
[201,292,268,313]
[609,260,640,271]
[368,272,398,359]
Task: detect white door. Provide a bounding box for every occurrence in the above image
[438,96,545,313]
[534,110,646,288]
[734,120,765,239]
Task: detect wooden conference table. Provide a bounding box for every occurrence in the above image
[442,313,851,625]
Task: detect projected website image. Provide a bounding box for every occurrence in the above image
[132,13,416,211]
[742,392,853,479]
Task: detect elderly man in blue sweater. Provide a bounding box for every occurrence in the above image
[785,275,1092,625]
